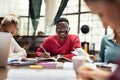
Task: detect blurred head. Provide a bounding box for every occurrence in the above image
[0,15,19,36]
[84,0,120,32]
[55,18,70,40]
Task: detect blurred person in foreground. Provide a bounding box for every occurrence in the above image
[98,29,120,63]
[0,14,27,59]
[90,28,120,63]
[77,0,120,80]
[36,17,81,60]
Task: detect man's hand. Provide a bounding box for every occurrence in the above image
[89,55,97,62]
[41,52,50,58]
[77,64,112,80]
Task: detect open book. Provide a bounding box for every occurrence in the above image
[8,58,36,66]
[38,56,72,62]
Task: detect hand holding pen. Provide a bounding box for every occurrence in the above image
[40,45,50,58]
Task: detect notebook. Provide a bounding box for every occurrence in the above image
[0,32,12,67]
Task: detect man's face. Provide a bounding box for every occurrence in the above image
[86,0,120,32]
[56,21,70,40]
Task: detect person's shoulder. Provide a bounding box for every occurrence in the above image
[102,34,111,39]
[11,37,19,45]
[11,37,16,42]
[68,34,79,38]
[45,35,57,41]
[101,34,112,43]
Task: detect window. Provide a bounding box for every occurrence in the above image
[0,0,113,51]
[62,0,106,51]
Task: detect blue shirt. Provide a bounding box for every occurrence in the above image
[97,34,120,63]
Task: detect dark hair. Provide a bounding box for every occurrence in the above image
[55,17,69,25]
[84,0,118,3]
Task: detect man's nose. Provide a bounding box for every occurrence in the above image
[61,28,65,31]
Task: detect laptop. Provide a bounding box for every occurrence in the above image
[0,32,12,67]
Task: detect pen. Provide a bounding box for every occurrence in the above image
[40,45,50,58]
[40,45,47,53]
[40,45,47,57]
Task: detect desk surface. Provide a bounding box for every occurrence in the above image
[0,65,56,79]
[0,63,112,80]
[0,64,63,79]
[0,64,77,80]
[0,65,30,79]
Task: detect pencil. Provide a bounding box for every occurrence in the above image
[40,45,47,57]
[40,45,47,53]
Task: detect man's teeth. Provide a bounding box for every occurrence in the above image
[60,33,65,34]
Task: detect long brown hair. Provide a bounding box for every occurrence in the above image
[84,0,120,4]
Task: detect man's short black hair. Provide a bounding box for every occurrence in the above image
[55,17,69,25]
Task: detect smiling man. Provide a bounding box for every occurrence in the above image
[36,18,81,59]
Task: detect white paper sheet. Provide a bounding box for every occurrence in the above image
[7,69,77,80]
